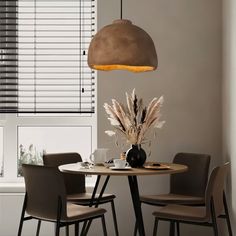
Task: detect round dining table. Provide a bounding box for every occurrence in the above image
[59,162,188,236]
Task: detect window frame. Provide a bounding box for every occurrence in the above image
[0,0,97,184]
[0,113,97,183]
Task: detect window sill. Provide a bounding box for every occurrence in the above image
[0,183,94,194]
[0,183,25,194]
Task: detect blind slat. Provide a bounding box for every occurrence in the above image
[0,0,96,113]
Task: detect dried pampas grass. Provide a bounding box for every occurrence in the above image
[104,89,165,145]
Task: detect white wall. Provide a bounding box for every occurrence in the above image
[97,0,223,235]
[223,0,236,234]
[0,0,224,235]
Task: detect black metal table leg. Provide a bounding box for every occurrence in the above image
[81,175,111,235]
[90,175,101,207]
[95,176,111,207]
[128,176,145,236]
[80,175,101,235]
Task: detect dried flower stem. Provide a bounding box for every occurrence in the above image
[104,89,165,145]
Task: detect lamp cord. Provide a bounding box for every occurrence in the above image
[120,0,123,19]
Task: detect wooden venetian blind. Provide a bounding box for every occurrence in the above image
[0,0,96,113]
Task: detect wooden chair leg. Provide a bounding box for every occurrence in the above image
[36,220,41,236]
[176,222,180,236]
[110,200,119,236]
[223,192,233,236]
[212,218,218,236]
[66,225,69,236]
[55,197,62,236]
[169,221,175,236]
[211,198,218,236]
[101,215,108,236]
[17,194,27,236]
[55,223,60,236]
[153,218,158,236]
[134,221,138,236]
[75,223,79,236]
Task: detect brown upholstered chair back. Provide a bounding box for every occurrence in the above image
[205,162,230,218]
[22,164,67,220]
[170,152,211,197]
[43,152,86,194]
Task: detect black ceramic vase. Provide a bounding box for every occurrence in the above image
[126,144,146,167]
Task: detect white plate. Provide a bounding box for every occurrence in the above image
[110,166,132,170]
[143,163,171,170]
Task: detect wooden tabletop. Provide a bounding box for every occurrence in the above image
[59,162,188,176]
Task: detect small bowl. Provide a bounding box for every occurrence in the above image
[78,161,94,169]
[104,159,115,168]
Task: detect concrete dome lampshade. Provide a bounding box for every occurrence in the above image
[87,0,158,72]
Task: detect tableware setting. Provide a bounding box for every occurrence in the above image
[104,159,115,168]
[110,166,132,170]
[89,148,109,165]
[109,159,132,170]
[114,159,127,168]
[143,162,171,170]
[77,161,94,169]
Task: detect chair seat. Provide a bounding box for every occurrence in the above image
[67,193,116,205]
[65,203,106,222]
[153,204,208,223]
[30,203,106,222]
[141,194,205,206]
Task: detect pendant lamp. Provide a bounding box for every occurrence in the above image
[87,0,158,72]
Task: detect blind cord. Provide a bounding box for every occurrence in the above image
[120,0,123,19]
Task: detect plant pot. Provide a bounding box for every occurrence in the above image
[126,144,146,167]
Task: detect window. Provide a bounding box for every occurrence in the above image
[17,126,92,175]
[1,0,95,113]
[0,0,97,183]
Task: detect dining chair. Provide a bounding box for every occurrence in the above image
[18,164,107,236]
[152,162,232,236]
[134,152,211,235]
[141,153,211,206]
[43,152,119,236]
